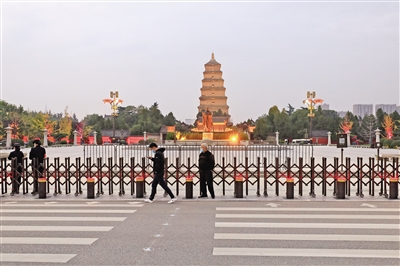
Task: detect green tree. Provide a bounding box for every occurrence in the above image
[164,112,176,126]
[376,108,386,132]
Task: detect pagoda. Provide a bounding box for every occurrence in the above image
[193,53,232,133]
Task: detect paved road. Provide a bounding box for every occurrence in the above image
[0,199,399,265]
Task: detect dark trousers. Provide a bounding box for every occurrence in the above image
[12,167,22,193]
[149,172,175,200]
[200,170,214,197]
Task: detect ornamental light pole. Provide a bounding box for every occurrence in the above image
[303,91,323,143]
[103,91,123,139]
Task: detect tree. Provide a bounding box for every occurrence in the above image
[340,113,354,133]
[254,114,273,139]
[359,115,377,144]
[57,107,72,136]
[376,108,386,132]
[382,115,395,139]
[164,112,176,126]
[30,112,55,138]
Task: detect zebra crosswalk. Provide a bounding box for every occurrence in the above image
[0,201,143,264]
[213,206,400,261]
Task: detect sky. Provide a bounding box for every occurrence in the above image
[1,0,399,123]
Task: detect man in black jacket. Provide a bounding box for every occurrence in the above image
[198,143,215,199]
[29,138,46,195]
[144,143,176,203]
[8,143,24,194]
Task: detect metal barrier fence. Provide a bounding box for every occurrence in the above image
[1,156,398,198]
[83,144,314,166]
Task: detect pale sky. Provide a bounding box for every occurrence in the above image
[1,0,399,123]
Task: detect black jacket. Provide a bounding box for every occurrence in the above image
[29,146,46,165]
[199,150,215,172]
[151,148,165,174]
[8,150,24,165]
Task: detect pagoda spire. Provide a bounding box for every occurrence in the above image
[211,52,214,59]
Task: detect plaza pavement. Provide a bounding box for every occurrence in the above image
[0,199,398,265]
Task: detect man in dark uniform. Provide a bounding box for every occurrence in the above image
[198,143,215,199]
[29,138,46,195]
[144,143,177,203]
[8,143,24,194]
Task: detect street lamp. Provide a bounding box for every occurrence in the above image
[103,91,123,139]
[303,91,323,143]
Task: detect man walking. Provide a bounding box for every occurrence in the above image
[29,138,46,195]
[144,143,177,203]
[198,143,215,199]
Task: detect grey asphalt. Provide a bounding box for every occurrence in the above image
[0,197,399,266]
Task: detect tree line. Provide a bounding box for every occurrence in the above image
[1,100,399,145]
[253,104,400,145]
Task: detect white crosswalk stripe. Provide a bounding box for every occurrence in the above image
[0,201,143,264]
[213,206,400,260]
[0,203,144,207]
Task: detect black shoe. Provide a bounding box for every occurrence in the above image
[198,195,208,198]
[211,195,215,199]
[31,190,37,195]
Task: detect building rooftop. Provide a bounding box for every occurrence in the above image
[205,53,220,66]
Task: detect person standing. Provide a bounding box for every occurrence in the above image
[144,143,177,203]
[8,143,24,194]
[198,143,215,199]
[29,138,46,195]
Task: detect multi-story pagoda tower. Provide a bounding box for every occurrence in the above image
[198,53,231,124]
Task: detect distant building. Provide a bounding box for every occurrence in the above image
[375,104,397,114]
[397,106,400,113]
[321,103,329,110]
[353,104,373,118]
[337,111,348,118]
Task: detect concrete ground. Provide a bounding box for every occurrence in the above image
[0,199,399,266]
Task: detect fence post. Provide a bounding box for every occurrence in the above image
[389,158,398,199]
[263,157,268,197]
[140,157,146,198]
[389,177,398,199]
[369,157,373,196]
[336,177,346,199]
[96,158,103,197]
[38,177,46,199]
[87,178,95,199]
[310,157,316,198]
[222,157,226,196]
[299,157,303,197]
[176,157,180,196]
[130,157,135,196]
[186,158,193,199]
[346,157,350,196]
[357,157,364,198]
[322,157,327,196]
[286,157,294,199]
[136,174,144,198]
[256,157,260,197]
[119,157,124,196]
[383,158,388,198]
[333,157,338,196]
[234,157,243,198]
[108,157,113,195]
[275,157,279,196]
[245,157,249,196]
